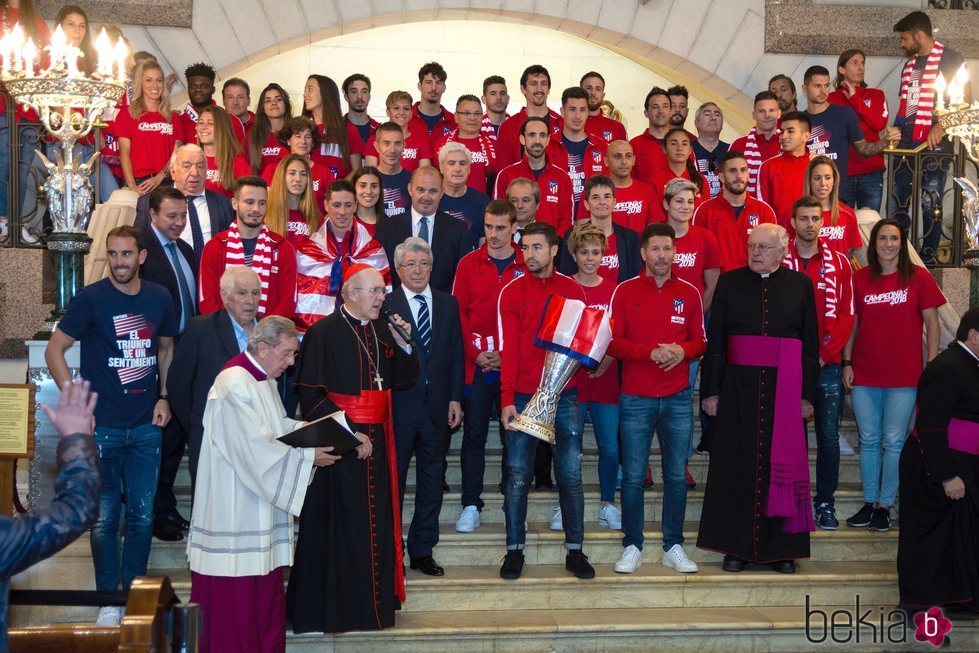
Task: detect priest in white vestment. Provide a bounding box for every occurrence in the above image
[187,316,348,653]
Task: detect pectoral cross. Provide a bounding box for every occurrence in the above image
[373,372,383,389]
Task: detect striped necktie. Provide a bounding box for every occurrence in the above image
[413,294,431,352]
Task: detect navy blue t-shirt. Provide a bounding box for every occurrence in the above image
[57,278,178,428]
[379,169,412,218]
[806,104,863,179]
[439,188,490,244]
[418,111,443,134]
[692,139,729,198]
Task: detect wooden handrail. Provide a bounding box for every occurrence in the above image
[9,576,178,653]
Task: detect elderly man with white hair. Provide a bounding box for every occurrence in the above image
[697,223,820,575]
[133,143,236,261]
[437,141,490,246]
[290,263,419,633]
[188,315,341,653]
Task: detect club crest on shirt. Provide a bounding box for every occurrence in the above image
[603,130,613,141]
[673,298,685,313]
[748,214,759,227]
[549,181,559,195]
[592,150,602,164]
[513,269,525,279]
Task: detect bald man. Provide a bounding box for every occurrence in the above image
[376,166,474,291]
[697,223,819,574]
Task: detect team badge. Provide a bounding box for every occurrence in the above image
[603,130,613,141]
[673,298,684,313]
[592,150,602,163]
[748,214,759,227]
[513,269,525,279]
[549,181,559,195]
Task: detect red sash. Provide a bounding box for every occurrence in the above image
[327,390,406,602]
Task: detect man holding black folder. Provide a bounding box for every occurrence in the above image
[290,263,420,633]
[187,316,342,653]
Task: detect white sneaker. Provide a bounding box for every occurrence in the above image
[549,506,563,531]
[455,505,480,532]
[839,435,856,456]
[614,545,642,573]
[96,606,121,626]
[661,543,699,573]
[598,504,622,530]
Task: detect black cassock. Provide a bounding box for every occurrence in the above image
[899,343,979,609]
[696,266,819,562]
[288,307,419,633]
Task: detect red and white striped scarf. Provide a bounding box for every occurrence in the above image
[899,40,944,143]
[742,127,778,195]
[783,240,841,337]
[224,222,275,317]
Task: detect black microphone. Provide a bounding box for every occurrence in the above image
[379,306,419,348]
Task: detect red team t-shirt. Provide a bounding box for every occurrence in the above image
[262,160,335,210]
[575,277,620,405]
[819,205,863,256]
[647,168,707,223]
[597,232,621,285]
[284,209,318,248]
[365,131,434,173]
[205,154,252,198]
[112,109,183,179]
[671,225,722,296]
[576,180,656,233]
[433,131,498,194]
[259,133,288,173]
[851,266,945,388]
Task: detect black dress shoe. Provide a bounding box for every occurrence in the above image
[771,560,795,574]
[161,512,190,530]
[722,555,746,572]
[409,556,445,576]
[534,479,554,490]
[442,482,450,493]
[153,518,184,542]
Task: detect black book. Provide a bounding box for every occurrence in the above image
[277,411,362,455]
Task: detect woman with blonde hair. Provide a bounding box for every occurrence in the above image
[265,154,321,247]
[803,155,863,257]
[197,105,250,198]
[116,60,182,195]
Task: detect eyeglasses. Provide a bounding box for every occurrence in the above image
[399,260,432,271]
[455,111,482,117]
[350,286,387,296]
[747,243,778,252]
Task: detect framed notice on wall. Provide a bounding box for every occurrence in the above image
[0,384,35,459]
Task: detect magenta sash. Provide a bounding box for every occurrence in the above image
[948,418,979,455]
[727,335,814,534]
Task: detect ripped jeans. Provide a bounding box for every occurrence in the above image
[90,423,161,592]
[503,390,583,550]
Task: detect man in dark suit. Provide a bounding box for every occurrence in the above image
[557,175,641,282]
[376,166,472,292]
[139,186,198,541]
[133,144,235,262]
[384,236,464,577]
[166,266,261,515]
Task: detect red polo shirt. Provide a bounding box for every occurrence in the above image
[608,273,706,398]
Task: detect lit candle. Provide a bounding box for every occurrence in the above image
[49,24,66,69]
[0,33,10,74]
[22,38,35,77]
[11,23,24,73]
[94,29,112,77]
[113,38,128,82]
[953,64,969,108]
[65,45,81,77]
[935,73,947,112]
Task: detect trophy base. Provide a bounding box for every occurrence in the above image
[510,416,556,445]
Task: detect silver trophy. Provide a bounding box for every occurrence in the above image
[511,350,583,445]
[510,298,612,445]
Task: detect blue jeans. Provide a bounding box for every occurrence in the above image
[461,367,503,510]
[91,423,162,592]
[504,391,583,550]
[619,388,693,551]
[840,170,883,213]
[813,364,843,506]
[850,386,916,508]
[98,160,121,203]
[578,401,619,504]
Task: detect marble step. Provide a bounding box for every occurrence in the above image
[158,561,899,613]
[279,605,977,653]
[400,482,873,526]
[172,449,868,501]
[127,521,899,572]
